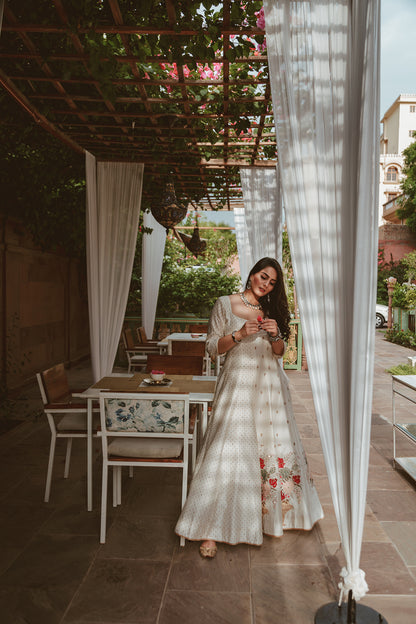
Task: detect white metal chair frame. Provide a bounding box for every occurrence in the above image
[121,331,148,374]
[98,392,190,545]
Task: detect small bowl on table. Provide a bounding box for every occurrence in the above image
[150,370,165,382]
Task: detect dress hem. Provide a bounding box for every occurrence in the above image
[174,512,324,546]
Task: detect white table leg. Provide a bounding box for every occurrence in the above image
[201,403,208,436]
[87,398,93,511]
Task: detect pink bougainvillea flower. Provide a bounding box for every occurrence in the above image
[255,7,265,30]
[257,315,262,322]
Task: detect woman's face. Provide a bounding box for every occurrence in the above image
[250,265,278,298]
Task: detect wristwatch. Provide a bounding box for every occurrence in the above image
[231,330,241,343]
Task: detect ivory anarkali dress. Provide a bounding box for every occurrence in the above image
[175,296,323,545]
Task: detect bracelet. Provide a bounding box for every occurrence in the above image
[231,330,241,343]
[269,333,282,342]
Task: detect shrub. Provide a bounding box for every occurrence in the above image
[391,282,416,310]
[385,325,416,349]
[386,363,416,375]
[377,250,406,305]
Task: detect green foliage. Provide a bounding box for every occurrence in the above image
[386,363,416,375]
[396,135,416,231]
[391,284,409,308]
[0,91,86,257]
[377,249,406,305]
[282,230,295,314]
[157,214,240,316]
[402,250,416,282]
[157,263,239,317]
[127,213,240,317]
[385,325,416,349]
[392,282,416,310]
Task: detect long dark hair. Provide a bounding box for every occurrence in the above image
[245,257,291,341]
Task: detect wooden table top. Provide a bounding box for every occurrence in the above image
[92,373,216,395]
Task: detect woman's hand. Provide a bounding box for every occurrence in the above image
[240,319,262,338]
[259,317,279,337]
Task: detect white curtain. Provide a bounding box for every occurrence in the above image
[233,205,252,286]
[86,152,144,381]
[239,167,283,278]
[141,210,166,340]
[264,0,380,601]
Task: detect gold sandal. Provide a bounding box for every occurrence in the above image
[199,541,217,558]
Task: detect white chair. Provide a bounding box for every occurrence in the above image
[98,392,190,545]
[36,363,100,503]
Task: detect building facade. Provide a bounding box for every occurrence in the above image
[379,94,416,225]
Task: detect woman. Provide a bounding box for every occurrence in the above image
[175,257,323,557]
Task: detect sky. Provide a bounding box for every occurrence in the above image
[192,0,416,228]
[380,0,416,117]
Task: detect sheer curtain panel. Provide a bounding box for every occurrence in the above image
[141,210,166,341]
[239,167,283,268]
[264,0,380,601]
[86,153,144,381]
[233,205,253,286]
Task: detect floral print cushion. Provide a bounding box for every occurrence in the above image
[105,399,185,432]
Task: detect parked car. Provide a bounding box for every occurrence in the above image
[376,304,389,329]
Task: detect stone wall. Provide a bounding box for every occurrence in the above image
[1,218,90,391]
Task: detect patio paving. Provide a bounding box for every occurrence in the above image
[0,330,415,624]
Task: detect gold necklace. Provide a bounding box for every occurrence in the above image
[240,292,261,310]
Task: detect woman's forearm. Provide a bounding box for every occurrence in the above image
[217,327,244,355]
[271,338,285,357]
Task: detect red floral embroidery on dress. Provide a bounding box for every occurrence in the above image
[259,449,303,519]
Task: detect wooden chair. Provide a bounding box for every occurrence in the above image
[122,328,158,373]
[188,324,208,333]
[146,354,204,376]
[171,340,212,375]
[36,363,100,503]
[137,326,160,346]
[98,392,190,544]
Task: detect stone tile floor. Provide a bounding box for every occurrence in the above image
[0,331,415,623]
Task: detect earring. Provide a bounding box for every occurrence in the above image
[247,279,252,289]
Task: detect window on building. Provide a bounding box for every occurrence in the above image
[386,193,398,202]
[410,105,416,113]
[385,166,398,182]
